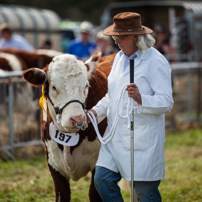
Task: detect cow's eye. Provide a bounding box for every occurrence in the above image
[52,86,57,91]
[85,84,91,88]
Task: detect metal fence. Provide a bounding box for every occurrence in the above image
[0,71,43,160]
[168,62,202,128]
[0,63,202,159]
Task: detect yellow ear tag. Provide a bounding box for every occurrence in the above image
[39,85,46,112]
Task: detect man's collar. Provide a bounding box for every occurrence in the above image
[119,48,151,61]
[119,50,140,59]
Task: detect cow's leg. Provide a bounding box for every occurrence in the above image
[48,164,71,202]
[89,168,102,202]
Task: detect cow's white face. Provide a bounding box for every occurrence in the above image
[47,54,89,132]
[22,52,101,133]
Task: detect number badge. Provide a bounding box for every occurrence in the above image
[49,122,80,146]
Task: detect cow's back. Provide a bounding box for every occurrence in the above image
[87,53,115,109]
[0,48,53,70]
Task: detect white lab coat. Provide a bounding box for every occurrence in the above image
[93,47,174,181]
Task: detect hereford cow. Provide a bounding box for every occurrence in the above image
[22,52,115,202]
[0,48,62,70]
[0,52,27,71]
[0,52,38,116]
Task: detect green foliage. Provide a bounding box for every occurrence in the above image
[0,128,202,201]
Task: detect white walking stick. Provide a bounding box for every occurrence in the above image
[130,59,134,202]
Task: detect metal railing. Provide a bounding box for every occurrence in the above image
[0,62,202,159]
[166,62,202,128]
[0,71,43,160]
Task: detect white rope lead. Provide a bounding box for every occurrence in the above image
[87,85,134,144]
[116,85,134,129]
[87,110,118,144]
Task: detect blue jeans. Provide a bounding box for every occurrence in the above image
[94,166,161,202]
[134,181,161,202]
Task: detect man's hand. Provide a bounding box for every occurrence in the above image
[86,109,97,123]
[126,83,142,105]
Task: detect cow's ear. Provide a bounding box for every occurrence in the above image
[22,68,47,87]
[85,52,102,79]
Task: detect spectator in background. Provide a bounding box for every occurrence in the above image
[94,30,117,57]
[39,38,52,49]
[66,21,96,61]
[0,23,34,52]
[154,24,177,62]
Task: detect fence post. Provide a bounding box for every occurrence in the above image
[8,80,14,152]
[197,67,202,121]
[187,71,192,117]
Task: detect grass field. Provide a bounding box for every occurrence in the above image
[0,127,202,202]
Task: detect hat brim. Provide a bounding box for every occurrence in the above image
[80,30,91,33]
[103,25,153,36]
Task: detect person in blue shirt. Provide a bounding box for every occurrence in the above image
[66,21,96,61]
[0,23,34,52]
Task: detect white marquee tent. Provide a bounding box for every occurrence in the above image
[0,5,62,51]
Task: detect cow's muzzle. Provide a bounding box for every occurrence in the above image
[75,121,86,131]
[54,100,85,124]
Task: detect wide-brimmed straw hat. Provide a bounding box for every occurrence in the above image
[103,12,153,36]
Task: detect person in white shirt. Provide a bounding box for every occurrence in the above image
[0,23,34,52]
[87,12,174,202]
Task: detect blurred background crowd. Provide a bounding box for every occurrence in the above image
[0,0,202,62]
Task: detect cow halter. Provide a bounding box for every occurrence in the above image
[42,81,86,129]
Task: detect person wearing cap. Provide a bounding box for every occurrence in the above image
[66,21,96,61]
[94,30,117,57]
[87,12,174,202]
[0,23,34,52]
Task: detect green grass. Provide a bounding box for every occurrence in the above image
[160,128,202,202]
[0,128,202,202]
